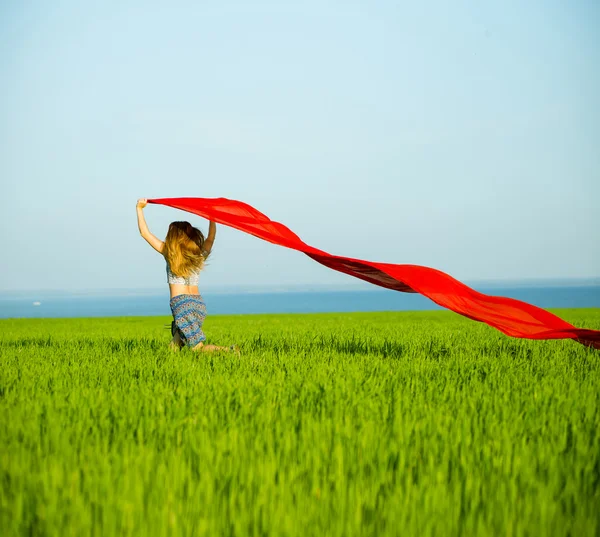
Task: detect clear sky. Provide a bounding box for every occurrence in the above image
[1,0,598,293]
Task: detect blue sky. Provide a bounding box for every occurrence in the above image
[1,0,598,293]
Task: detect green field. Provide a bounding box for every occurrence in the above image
[1,309,599,536]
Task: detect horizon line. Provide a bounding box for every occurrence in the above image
[0,277,599,298]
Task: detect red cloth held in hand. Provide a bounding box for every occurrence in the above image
[148,197,600,349]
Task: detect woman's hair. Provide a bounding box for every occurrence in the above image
[163,221,207,277]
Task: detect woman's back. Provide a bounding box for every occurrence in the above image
[166,261,202,298]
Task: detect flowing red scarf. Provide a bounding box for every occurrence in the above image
[148,197,599,349]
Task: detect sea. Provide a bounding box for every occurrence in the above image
[0,284,598,319]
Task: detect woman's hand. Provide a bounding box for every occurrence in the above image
[137,198,148,209]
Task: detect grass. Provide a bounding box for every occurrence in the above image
[1,309,599,536]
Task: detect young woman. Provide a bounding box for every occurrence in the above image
[136,198,237,353]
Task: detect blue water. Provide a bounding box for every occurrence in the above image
[0,287,598,319]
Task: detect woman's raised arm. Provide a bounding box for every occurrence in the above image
[202,221,217,256]
[136,199,164,254]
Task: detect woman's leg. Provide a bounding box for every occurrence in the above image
[171,297,237,354]
[192,342,240,354]
[169,330,185,350]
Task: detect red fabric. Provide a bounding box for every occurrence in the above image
[148,197,600,349]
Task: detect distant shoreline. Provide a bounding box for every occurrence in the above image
[1,307,599,324]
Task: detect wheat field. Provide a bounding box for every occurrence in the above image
[1,309,599,536]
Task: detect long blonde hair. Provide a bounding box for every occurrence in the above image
[163,221,206,277]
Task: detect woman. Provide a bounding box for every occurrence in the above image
[136,198,237,353]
